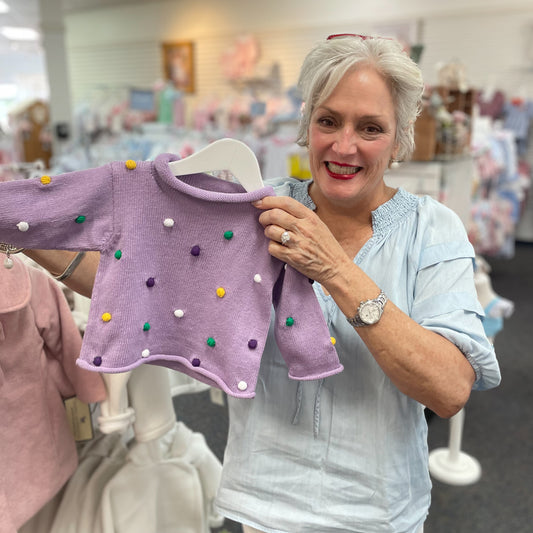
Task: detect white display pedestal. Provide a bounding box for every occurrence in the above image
[428,408,482,486]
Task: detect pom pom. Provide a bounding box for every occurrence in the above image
[163,218,175,227]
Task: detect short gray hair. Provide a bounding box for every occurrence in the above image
[296,36,424,161]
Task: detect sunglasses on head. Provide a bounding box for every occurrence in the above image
[326,33,392,41]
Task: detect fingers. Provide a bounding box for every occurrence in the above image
[263,224,293,246]
[253,195,309,219]
[254,196,311,232]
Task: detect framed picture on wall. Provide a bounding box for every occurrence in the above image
[161,41,195,93]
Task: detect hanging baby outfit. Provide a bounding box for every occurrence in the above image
[0,153,342,398]
[0,257,106,531]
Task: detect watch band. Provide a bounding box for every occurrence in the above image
[347,289,388,328]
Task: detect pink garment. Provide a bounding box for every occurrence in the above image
[0,257,106,529]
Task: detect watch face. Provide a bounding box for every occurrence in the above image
[359,302,381,324]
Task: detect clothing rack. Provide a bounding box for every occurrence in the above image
[0,159,45,179]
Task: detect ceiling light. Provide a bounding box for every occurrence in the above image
[0,2,9,15]
[0,26,39,41]
[0,84,16,99]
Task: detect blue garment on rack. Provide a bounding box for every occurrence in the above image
[481,299,504,338]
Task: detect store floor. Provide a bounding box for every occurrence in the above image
[173,242,533,533]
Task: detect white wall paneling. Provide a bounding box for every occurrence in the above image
[63,1,533,115]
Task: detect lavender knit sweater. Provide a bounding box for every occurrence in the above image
[0,153,342,397]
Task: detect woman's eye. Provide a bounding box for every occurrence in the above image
[318,117,336,128]
[364,125,382,134]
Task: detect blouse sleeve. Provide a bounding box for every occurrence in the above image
[411,199,501,391]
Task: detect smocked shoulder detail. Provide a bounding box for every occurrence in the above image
[372,187,419,236]
[289,179,316,209]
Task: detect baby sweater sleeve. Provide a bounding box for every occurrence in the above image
[272,265,343,380]
[0,165,115,252]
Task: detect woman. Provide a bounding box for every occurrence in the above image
[7,35,499,532]
[214,35,500,533]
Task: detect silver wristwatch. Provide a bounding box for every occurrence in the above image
[347,290,388,327]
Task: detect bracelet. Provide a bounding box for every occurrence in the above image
[0,243,25,254]
[54,251,86,281]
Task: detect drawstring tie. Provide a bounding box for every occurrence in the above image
[291,379,325,438]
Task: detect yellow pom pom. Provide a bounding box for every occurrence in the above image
[40,175,51,185]
[330,336,336,345]
[102,312,112,322]
[125,159,137,170]
[216,287,226,298]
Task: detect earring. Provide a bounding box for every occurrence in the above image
[390,159,400,169]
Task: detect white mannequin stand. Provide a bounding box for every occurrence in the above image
[429,258,511,486]
[428,407,482,485]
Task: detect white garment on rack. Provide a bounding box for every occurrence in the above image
[94,422,222,533]
[49,433,128,533]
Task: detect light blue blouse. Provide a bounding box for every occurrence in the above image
[215,181,501,533]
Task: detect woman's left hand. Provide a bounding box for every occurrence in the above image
[253,195,349,286]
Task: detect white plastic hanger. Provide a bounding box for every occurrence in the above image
[168,138,264,192]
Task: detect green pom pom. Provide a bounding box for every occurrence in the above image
[75,215,86,224]
[114,249,122,259]
[286,317,295,327]
[207,337,216,347]
[143,322,151,331]
[224,230,234,240]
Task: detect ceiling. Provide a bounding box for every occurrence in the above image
[0,0,148,53]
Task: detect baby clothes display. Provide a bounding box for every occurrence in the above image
[20,365,224,533]
[474,256,514,340]
[503,99,533,157]
[0,153,342,398]
[0,257,106,531]
[96,422,222,533]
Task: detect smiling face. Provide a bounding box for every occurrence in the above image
[308,65,398,212]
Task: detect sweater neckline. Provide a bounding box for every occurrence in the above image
[153,152,274,203]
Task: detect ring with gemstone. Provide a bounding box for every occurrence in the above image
[280,231,291,246]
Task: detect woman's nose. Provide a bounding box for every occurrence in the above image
[332,128,357,155]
